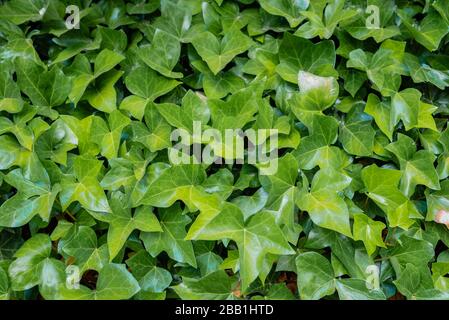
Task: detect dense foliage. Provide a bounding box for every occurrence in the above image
[1,0,449,300]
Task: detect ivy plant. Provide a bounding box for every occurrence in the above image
[1,0,449,301]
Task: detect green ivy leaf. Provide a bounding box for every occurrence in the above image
[133,164,206,210]
[172,270,237,300]
[258,0,309,27]
[386,134,440,197]
[124,65,180,114]
[0,64,23,113]
[0,168,59,227]
[90,110,131,160]
[191,27,253,75]
[398,9,449,52]
[347,42,404,96]
[8,234,65,296]
[276,33,336,83]
[336,279,386,300]
[103,191,162,260]
[362,164,420,229]
[0,267,9,299]
[58,263,140,300]
[137,29,183,78]
[126,250,172,293]
[0,0,48,25]
[295,0,358,39]
[353,213,386,255]
[297,168,352,237]
[293,115,350,170]
[141,204,197,268]
[59,156,111,213]
[61,226,109,273]
[156,90,210,133]
[295,252,335,300]
[15,59,72,109]
[186,203,294,291]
